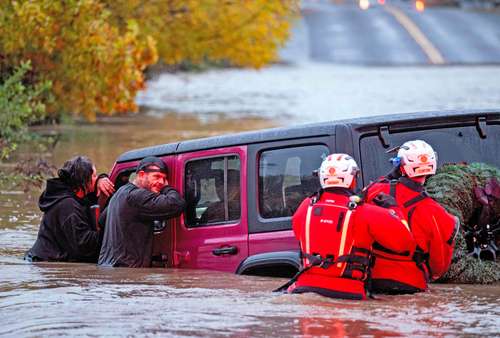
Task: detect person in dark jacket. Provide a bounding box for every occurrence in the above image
[25,156,114,263]
[98,156,185,268]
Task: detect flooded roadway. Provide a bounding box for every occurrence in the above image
[2,59,500,336]
[1,261,499,337]
[1,110,499,337]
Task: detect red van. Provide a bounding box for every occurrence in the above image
[107,109,500,277]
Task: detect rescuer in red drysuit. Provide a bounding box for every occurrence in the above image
[364,140,459,294]
[285,153,415,300]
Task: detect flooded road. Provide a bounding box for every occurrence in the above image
[1,109,499,337]
[1,253,499,336]
[2,59,500,336]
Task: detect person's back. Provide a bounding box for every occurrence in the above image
[26,156,113,263]
[28,178,100,262]
[98,183,153,267]
[98,156,185,268]
[364,140,458,293]
[286,153,414,300]
[290,188,414,299]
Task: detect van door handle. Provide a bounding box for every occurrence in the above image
[212,246,238,256]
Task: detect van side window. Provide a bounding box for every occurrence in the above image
[259,145,329,219]
[185,155,241,227]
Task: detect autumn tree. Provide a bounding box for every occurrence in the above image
[0,0,298,123]
[0,0,157,121]
[103,0,299,68]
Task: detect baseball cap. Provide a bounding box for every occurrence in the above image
[136,156,168,175]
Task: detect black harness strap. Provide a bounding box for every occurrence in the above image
[273,248,373,293]
[389,180,397,199]
[407,207,417,231]
[403,193,429,208]
[398,176,424,192]
[336,211,345,232]
[336,254,371,266]
[412,246,431,282]
[372,242,411,258]
[273,253,334,292]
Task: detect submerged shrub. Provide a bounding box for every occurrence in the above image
[426,163,500,284]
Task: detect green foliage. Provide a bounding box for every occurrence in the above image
[0,61,52,159]
[0,0,297,122]
[0,0,158,121]
[426,163,500,284]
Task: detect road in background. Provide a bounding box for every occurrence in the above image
[288,0,500,65]
[137,0,500,123]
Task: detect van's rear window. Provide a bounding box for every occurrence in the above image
[258,145,329,219]
[359,124,500,184]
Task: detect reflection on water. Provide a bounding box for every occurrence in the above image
[1,111,499,337]
[1,261,499,337]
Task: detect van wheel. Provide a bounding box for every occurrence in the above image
[240,264,298,278]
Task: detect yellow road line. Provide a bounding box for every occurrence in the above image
[385,5,445,65]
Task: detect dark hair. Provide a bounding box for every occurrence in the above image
[58,156,94,193]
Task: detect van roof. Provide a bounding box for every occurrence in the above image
[116,109,500,163]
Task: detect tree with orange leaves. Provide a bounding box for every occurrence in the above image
[0,0,298,122]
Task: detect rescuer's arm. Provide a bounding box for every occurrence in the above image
[367,205,415,254]
[417,204,458,280]
[128,186,186,220]
[292,198,310,240]
[363,182,387,204]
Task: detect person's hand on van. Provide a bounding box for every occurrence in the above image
[160,185,176,195]
[97,175,115,197]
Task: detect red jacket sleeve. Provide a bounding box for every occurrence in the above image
[363,204,416,254]
[413,202,457,280]
[364,182,388,203]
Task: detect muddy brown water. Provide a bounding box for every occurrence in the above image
[1,111,499,337]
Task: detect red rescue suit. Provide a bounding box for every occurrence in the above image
[365,176,458,293]
[288,188,415,300]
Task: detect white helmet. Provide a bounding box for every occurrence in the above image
[397,140,437,178]
[319,153,359,189]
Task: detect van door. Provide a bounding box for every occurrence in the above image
[173,146,248,272]
[247,138,332,256]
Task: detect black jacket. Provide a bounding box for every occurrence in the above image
[98,183,185,268]
[26,178,101,263]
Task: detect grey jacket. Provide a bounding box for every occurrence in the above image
[98,183,185,267]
